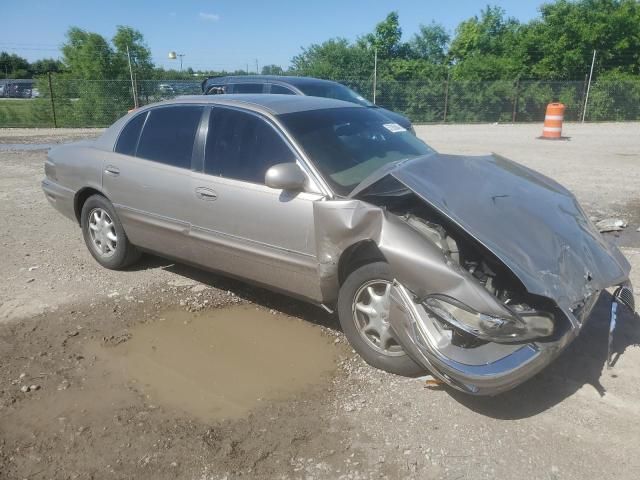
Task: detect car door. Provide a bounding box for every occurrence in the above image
[102,104,205,261]
[189,106,325,301]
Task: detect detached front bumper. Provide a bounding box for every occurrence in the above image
[388,281,633,396]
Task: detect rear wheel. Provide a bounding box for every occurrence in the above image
[337,262,425,376]
[80,194,140,269]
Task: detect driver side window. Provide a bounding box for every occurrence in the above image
[204,107,296,184]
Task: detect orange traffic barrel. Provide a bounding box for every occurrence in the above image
[542,103,565,139]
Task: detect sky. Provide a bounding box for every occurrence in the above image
[1,1,542,72]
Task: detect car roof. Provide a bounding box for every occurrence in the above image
[203,75,341,89]
[142,94,361,115]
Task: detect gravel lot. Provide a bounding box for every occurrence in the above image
[1,123,639,480]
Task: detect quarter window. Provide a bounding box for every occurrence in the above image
[206,85,226,95]
[270,84,295,95]
[136,106,203,169]
[115,112,147,155]
[233,83,264,94]
[205,108,296,184]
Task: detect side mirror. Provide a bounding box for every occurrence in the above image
[265,163,306,191]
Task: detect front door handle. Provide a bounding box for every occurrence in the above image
[195,187,217,201]
[104,165,120,176]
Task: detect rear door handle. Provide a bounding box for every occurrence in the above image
[104,165,120,176]
[195,187,217,201]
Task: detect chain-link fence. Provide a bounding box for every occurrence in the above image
[1,74,639,128]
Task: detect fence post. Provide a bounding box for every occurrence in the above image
[443,71,450,123]
[511,77,520,123]
[47,72,58,128]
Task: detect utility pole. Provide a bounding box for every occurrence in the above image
[126,45,138,108]
[582,49,596,123]
[512,77,520,123]
[443,70,450,123]
[373,47,377,104]
[47,72,57,128]
[255,59,259,74]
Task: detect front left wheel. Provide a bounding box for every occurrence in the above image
[337,262,426,376]
[80,194,140,269]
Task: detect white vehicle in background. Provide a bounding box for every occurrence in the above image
[158,83,176,95]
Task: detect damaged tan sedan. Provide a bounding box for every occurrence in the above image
[42,95,635,395]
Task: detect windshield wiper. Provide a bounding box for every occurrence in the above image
[347,158,411,199]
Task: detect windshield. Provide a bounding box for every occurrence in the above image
[296,82,373,107]
[279,107,434,196]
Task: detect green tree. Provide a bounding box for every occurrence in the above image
[112,26,154,79]
[291,38,372,79]
[449,6,521,60]
[588,70,640,120]
[359,11,405,58]
[408,22,450,64]
[62,27,115,78]
[30,58,65,75]
[261,64,284,75]
[521,0,640,79]
[0,52,32,78]
[448,5,524,79]
[55,26,155,125]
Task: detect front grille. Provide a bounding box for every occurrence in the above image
[614,285,635,311]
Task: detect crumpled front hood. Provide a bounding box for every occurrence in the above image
[359,153,630,309]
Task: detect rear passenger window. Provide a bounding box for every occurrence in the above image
[271,84,295,95]
[136,106,203,169]
[205,108,296,184]
[115,112,147,155]
[233,83,264,94]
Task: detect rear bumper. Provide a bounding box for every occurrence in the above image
[42,179,76,222]
[388,281,623,396]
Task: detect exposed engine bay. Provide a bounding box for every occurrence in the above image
[361,186,560,349]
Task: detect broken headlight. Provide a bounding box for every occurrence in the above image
[423,296,554,343]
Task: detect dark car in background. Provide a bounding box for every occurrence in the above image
[201,75,414,132]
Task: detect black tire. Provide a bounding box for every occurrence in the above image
[337,262,425,377]
[80,194,140,269]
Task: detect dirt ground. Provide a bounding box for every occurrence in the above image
[1,123,639,480]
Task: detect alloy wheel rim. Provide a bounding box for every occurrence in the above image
[88,208,118,258]
[352,279,405,357]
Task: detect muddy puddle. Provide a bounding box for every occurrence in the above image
[88,305,339,421]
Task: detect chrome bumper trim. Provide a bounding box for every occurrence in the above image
[389,281,594,395]
[608,281,635,368]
